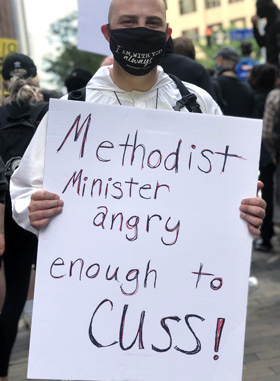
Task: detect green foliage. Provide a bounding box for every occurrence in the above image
[47,11,78,47]
[194,28,261,70]
[42,11,105,88]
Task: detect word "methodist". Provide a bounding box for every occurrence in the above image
[57,114,245,174]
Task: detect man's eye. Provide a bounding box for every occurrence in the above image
[147,20,162,27]
[122,20,135,25]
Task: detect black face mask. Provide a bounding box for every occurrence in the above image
[109,26,167,76]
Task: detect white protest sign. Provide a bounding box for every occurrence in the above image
[28,99,261,381]
[78,0,111,56]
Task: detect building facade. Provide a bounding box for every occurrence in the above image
[166,0,280,39]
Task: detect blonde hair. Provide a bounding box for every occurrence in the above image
[3,68,41,105]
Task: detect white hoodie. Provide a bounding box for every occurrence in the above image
[10,65,222,234]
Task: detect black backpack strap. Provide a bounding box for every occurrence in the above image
[168,73,202,113]
[68,87,86,101]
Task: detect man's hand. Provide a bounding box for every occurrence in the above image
[239,181,266,236]
[251,15,258,27]
[28,190,64,230]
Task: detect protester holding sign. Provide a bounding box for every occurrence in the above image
[10,0,265,253]
[8,1,266,380]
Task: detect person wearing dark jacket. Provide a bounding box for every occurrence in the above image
[252,0,280,70]
[0,157,7,256]
[212,46,254,117]
[160,37,216,98]
[249,64,278,251]
[0,156,7,315]
[0,53,48,381]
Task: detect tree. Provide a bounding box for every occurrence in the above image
[42,11,105,88]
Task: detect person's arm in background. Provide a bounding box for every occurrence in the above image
[262,89,280,165]
[275,27,280,73]
[251,15,266,48]
[10,113,50,236]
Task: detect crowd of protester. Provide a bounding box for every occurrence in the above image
[0,0,279,379]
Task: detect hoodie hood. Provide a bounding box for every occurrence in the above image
[86,65,172,94]
[256,0,279,18]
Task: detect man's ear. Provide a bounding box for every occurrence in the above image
[166,27,172,41]
[216,56,224,66]
[101,24,110,42]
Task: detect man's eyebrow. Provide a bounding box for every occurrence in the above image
[118,14,138,20]
[117,15,164,23]
[146,16,164,23]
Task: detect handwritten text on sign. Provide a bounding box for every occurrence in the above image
[28,99,262,381]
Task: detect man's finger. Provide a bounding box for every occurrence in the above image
[248,223,261,237]
[240,210,263,227]
[241,196,266,208]
[31,190,61,201]
[30,217,51,230]
[239,204,266,220]
[257,180,264,194]
[29,206,63,223]
[28,199,64,213]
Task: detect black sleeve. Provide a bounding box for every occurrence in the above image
[193,68,216,99]
[0,156,8,204]
[253,26,266,48]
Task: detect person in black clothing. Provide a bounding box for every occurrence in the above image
[249,63,277,118]
[0,157,7,312]
[64,68,92,92]
[0,157,7,256]
[249,63,277,251]
[212,46,254,117]
[252,0,280,70]
[0,53,48,381]
[160,37,216,98]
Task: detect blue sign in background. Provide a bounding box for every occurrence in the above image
[229,29,254,41]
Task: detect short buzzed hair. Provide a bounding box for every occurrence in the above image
[108,0,167,23]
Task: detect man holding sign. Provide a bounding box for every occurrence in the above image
[9,1,265,380]
[10,0,265,234]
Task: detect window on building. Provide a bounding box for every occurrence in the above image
[182,28,199,40]
[205,0,221,9]
[230,18,246,28]
[208,23,223,32]
[229,0,243,3]
[179,0,196,14]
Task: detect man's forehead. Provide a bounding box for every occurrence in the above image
[108,0,166,21]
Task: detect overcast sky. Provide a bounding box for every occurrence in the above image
[23,0,78,89]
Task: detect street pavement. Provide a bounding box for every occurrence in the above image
[7,227,280,381]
